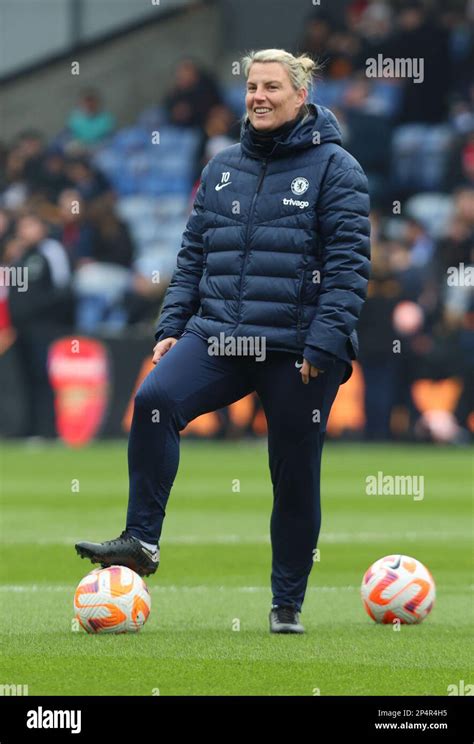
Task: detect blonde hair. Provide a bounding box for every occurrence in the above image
[240,49,318,123]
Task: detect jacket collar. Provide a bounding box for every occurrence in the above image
[240,103,343,160]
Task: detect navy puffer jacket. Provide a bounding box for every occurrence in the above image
[155,103,371,383]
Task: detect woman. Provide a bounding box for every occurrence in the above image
[76,49,371,634]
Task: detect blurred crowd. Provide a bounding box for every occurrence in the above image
[0,0,472,441]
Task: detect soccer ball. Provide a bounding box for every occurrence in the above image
[73,565,151,633]
[361,554,435,624]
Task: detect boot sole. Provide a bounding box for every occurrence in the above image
[75,544,157,577]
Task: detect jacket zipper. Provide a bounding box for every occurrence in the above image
[236,159,268,323]
[297,233,320,341]
[296,269,305,341]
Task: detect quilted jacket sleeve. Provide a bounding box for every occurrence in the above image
[154,163,209,343]
[304,155,371,363]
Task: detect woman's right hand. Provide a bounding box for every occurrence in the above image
[152,337,179,365]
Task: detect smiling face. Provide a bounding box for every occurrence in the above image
[245,61,307,131]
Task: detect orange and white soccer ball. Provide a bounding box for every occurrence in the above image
[73,565,151,633]
[361,554,435,624]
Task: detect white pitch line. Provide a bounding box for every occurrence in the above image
[0,584,357,593]
[0,530,469,546]
[0,584,471,594]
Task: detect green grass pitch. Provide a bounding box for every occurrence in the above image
[0,440,472,696]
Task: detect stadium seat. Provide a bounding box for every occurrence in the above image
[223,83,247,117]
[312,80,351,109]
[112,126,151,152]
[115,196,157,222]
[405,193,454,239]
[137,105,167,129]
[391,124,454,192]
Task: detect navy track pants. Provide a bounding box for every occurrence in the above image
[126,331,346,611]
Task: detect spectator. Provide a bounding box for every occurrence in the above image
[0,140,9,192]
[55,188,98,267]
[65,157,114,203]
[446,131,474,190]
[73,198,135,334]
[353,2,393,65]
[86,197,134,268]
[0,208,16,356]
[358,242,402,439]
[194,103,239,179]
[389,1,451,125]
[325,29,361,79]
[436,188,474,317]
[26,148,74,203]
[14,130,45,166]
[299,13,333,61]
[0,207,14,260]
[163,58,222,127]
[339,75,393,205]
[7,213,73,438]
[403,218,435,269]
[67,89,116,148]
[2,146,30,210]
[439,6,474,100]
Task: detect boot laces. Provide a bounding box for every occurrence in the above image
[276,606,298,623]
[106,530,135,546]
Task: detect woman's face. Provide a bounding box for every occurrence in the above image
[245,62,306,131]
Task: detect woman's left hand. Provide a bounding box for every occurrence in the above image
[300,359,323,384]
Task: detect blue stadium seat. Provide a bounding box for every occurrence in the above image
[112,126,151,152]
[405,193,454,239]
[223,83,247,117]
[313,80,351,108]
[115,196,157,223]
